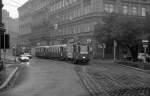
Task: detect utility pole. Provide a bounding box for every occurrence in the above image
[0,0,5,71]
[114,40,117,61]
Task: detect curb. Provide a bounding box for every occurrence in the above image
[115,62,150,73]
[0,67,19,89]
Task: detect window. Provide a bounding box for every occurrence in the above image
[84,6,90,14]
[73,0,77,2]
[142,7,146,16]
[83,0,91,7]
[109,4,114,13]
[104,4,109,12]
[62,0,65,7]
[104,4,114,13]
[132,7,137,15]
[123,6,128,14]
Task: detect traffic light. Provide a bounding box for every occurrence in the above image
[0,34,10,49]
[0,23,5,34]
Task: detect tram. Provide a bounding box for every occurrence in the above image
[34,43,90,64]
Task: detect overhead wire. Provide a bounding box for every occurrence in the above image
[3,0,25,8]
[15,0,23,4]
[10,0,22,6]
[7,1,21,6]
[3,0,23,7]
[3,3,20,8]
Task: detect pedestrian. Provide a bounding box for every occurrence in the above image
[15,56,19,63]
[138,53,146,63]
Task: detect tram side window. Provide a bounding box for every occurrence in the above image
[49,47,51,53]
[43,48,45,53]
[87,46,89,52]
[45,48,48,53]
[58,47,60,53]
[52,47,54,53]
[40,48,42,52]
[78,46,81,53]
[54,48,56,53]
[73,45,77,53]
[55,48,57,53]
[41,48,44,53]
[60,47,63,52]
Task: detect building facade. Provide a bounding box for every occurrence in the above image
[2,10,19,47]
[17,0,33,46]
[18,0,150,47]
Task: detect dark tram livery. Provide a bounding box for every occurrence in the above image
[35,43,90,64]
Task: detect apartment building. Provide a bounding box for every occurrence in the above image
[18,0,150,46]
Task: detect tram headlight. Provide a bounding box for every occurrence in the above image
[83,56,86,59]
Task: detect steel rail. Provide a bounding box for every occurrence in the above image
[87,67,150,96]
[75,66,101,96]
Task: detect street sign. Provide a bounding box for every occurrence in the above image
[54,24,58,29]
[87,39,91,43]
[142,39,149,48]
[142,40,149,43]
[114,40,117,47]
[98,44,102,48]
[143,45,148,48]
[103,43,106,48]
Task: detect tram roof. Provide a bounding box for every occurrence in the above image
[36,44,67,48]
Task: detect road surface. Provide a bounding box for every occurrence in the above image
[0,58,87,96]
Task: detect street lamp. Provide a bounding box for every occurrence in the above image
[0,0,3,23]
[0,0,4,71]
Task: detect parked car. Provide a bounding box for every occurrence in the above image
[23,53,32,59]
[138,53,146,63]
[19,55,30,62]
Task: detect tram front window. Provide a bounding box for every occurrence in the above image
[80,45,88,54]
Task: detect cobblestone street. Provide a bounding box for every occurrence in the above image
[74,60,150,96]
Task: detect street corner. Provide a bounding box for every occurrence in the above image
[0,64,20,91]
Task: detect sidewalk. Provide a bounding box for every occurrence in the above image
[0,57,20,91]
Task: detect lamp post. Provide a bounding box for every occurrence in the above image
[0,0,3,24]
[0,0,4,71]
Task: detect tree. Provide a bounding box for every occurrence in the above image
[94,13,145,60]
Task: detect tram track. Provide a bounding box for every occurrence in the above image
[87,67,150,96]
[75,65,150,96]
[75,66,104,96]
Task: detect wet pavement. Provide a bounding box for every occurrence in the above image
[0,58,87,96]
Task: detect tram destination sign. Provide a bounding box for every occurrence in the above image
[142,40,149,48]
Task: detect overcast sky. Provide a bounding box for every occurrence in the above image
[3,0,29,18]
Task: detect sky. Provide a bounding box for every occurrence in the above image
[3,0,29,18]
